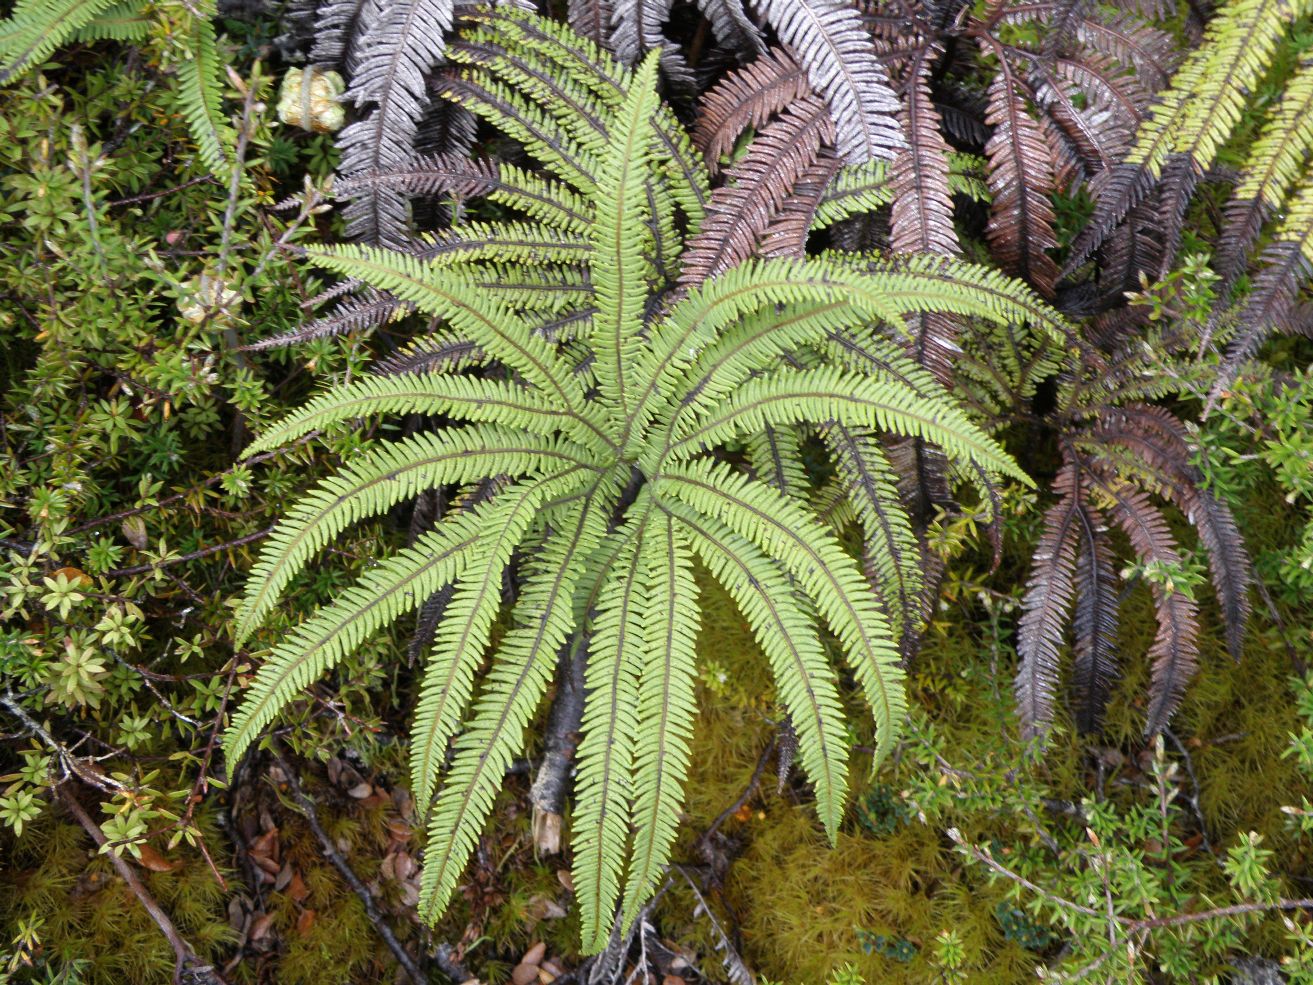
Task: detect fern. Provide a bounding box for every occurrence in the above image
[0,0,235,178]
[0,0,124,82]
[225,12,1059,948]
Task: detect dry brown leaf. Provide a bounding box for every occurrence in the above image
[136,844,178,873]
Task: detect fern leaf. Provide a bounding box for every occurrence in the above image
[176,16,237,179]
[620,514,700,928]
[574,519,649,950]
[663,367,1029,488]
[336,0,455,245]
[1218,204,1313,395]
[418,481,614,925]
[0,0,123,82]
[1216,58,1313,287]
[242,373,607,458]
[747,424,809,499]
[810,160,892,230]
[1015,467,1082,740]
[674,504,848,837]
[760,151,842,258]
[692,47,811,174]
[1100,480,1201,735]
[410,472,575,808]
[1071,504,1119,733]
[568,0,613,47]
[658,459,906,764]
[749,0,904,163]
[890,49,959,258]
[1083,405,1251,658]
[609,0,671,66]
[460,7,709,220]
[983,63,1060,296]
[696,0,764,55]
[301,245,584,406]
[823,425,924,658]
[590,51,661,415]
[235,427,593,647]
[223,504,496,767]
[70,1,151,43]
[335,155,594,234]
[679,96,833,286]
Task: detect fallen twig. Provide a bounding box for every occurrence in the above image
[57,783,227,985]
[272,752,431,985]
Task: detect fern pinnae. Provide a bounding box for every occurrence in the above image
[590,52,661,415]
[749,0,904,164]
[69,1,151,44]
[1098,480,1201,735]
[1216,57,1313,286]
[658,459,906,765]
[574,518,649,951]
[407,220,593,269]
[662,368,1028,487]
[621,513,699,929]
[691,47,811,174]
[419,480,615,921]
[447,38,611,150]
[810,160,893,230]
[468,8,708,218]
[177,16,237,179]
[823,425,924,656]
[673,504,848,838]
[301,246,583,405]
[1016,467,1083,739]
[437,72,599,191]
[235,428,591,646]
[747,424,809,500]
[678,95,835,287]
[0,0,124,82]
[335,154,594,233]
[223,506,496,767]
[408,475,578,809]
[241,373,608,459]
[1071,507,1119,733]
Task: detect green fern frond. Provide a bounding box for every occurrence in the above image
[223,505,491,767]
[662,367,1029,486]
[0,0,123,82]
[410,473,581,807]
[673,503,848,838]
[242,373,608,458]
[301,247,585,406]
[234,427,593,646]
[620,512,699,931]
[70,0,150,43]
[418,481,615,922]
[175,15,236,178]
[811,160,892,230]
[411,221,592,269]
[589,52,661,415]
[656,459,907,765]
[574,515,649,950]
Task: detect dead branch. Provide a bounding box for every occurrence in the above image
[57,783,228,985]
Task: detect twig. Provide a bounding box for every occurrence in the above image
[106,527,272,578]
[57,783,227,985]
[697,735,776,850]
[529,639,587,853]
[1,692,128,794]
[946,827,1107,919]
[272,753,430,985]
